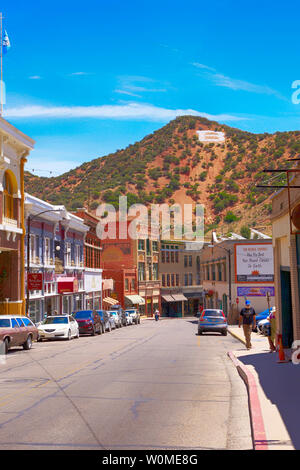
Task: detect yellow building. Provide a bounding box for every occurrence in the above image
[0,117,34,315]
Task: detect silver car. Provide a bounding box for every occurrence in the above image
[198,309,228,336]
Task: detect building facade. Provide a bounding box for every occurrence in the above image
[200,239,275,322]
[25,194,89,322]
[100,219,159,314]
[73,209,103,310]
[0,118,34,316]
[271,166,300,347]
[159,240,203,316]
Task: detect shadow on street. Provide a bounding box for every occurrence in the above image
[238,352,300,449]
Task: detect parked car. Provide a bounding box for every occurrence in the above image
[38,315,79,341]
[0,315,38,353]
[125,311,133,325]
[198,309,227,336]
[125,308,141,325]
[72,310,103,336]
[108,309,123,328]
[96,310,112,332]
[252,308,273,332]
[257,318,270,335]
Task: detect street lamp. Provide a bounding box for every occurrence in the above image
[26,209,66,316]
[208,243,232,316]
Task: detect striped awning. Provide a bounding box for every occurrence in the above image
[162,295,176,302]
[172,294,188,302]
[103,297,119,305]
[125,295,145,305]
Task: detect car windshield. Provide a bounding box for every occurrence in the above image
[0,319,10,327]
[126,310,135,314]
[73,311,92,319]
[203,310,223,317]
[108,311,118,315]
[43,317,68,324]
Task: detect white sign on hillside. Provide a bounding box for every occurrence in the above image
[196,130,225,143]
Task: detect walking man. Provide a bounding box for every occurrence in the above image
[239,300,256,350]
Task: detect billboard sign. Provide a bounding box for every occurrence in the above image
[235,243,274,283]
[237,286,275,297]
[84,272,102,293]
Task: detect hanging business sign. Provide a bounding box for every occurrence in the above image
[235,243,274,283]
[28,273,43,291]
[84,272,102,293]
[237,286,275,297]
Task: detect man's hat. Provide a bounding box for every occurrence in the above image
[245,300,251,306]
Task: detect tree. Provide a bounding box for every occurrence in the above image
[240,226,251,239]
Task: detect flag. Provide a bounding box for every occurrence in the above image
[2,30,10,54]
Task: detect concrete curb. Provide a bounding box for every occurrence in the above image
[228,327,246,345]
[228,350,268,451]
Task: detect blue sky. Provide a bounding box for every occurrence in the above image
[3,0,300,175]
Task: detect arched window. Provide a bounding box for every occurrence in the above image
[3,171,14,220]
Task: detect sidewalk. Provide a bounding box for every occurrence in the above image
[228,326,300,450]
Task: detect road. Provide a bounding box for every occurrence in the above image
[0,318,252,450]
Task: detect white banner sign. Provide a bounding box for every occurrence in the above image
[235,244,274,283]
[196,130,225,143]
[84,272,102,293]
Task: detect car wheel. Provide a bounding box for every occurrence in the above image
[97,325,102,335]
[68,329,72,340]
[23,335,32,350]
[198,330,202,335]
[222,330,227,336]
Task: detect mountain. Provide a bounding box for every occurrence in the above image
[24,115,299,236]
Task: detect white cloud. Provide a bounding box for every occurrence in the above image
[29,75,42,80]
[5,102,246,122]
[192,62,216,72]
[115,89,142,98]
[192,63,286,100]
[69,71,90,76]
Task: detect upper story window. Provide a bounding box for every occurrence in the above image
[65,242,71,266]
[3,171,15,221]
[138,239,145,251]
[75,245,81,266]
[44,238,51,265]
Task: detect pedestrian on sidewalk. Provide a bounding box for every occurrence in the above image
[239,300,256,350]
[154,309,160,321]
[266,307,276,352]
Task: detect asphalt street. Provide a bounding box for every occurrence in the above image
[0,318,252,450]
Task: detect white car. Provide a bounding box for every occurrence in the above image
[38,315,79,341]
[125,311,133,325]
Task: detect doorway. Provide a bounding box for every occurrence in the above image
[280,269,293,348]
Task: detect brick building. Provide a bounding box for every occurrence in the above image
[100,219,159,314]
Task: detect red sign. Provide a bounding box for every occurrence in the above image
[28,273,43,291]
[236,298,239,304]
[57,277,78,294]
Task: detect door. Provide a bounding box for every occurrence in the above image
[280,270,294,348]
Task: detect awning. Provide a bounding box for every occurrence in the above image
[162,295,176,302]
[57,277,78,294]
[125,295,145,305]
[103,297,119,305]
[172,294,188,302]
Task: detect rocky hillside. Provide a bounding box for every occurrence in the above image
[25,116,299,236]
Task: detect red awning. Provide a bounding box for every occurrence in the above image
[57,277,78,294]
